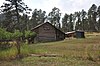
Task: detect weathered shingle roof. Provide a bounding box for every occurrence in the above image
[31,22,65,34]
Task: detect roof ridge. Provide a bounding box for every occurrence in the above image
[31,22,65,34]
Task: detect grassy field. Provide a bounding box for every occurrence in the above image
[0,33,100,66]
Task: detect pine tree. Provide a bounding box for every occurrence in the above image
[62,13,69,32]
[81,9,87,31]
[0,0,31,58]
[68,14,73,31]
[0,0,31,31]
[48,7,61,28]
[75,12,81,30]
[88,4,98,32]
[97,6,100,31]
[30,9,46,28]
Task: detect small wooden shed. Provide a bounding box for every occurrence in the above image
[31,22,65,42]
[65,30,85,38]
[75,31,85,38]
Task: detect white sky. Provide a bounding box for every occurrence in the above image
[0,0,100,16]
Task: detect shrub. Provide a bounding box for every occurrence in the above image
[0,28,12,40]
[12,30,23,39]
[25,30,37,43]
[0,28,23,50]
[25,30,37,38]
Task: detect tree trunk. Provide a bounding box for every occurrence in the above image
[15,1,21,59]
[16,39,21,58]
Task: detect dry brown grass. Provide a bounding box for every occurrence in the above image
[0,33,100,66]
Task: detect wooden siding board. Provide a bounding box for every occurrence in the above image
[38,23,56,41]
[32,22,65,42]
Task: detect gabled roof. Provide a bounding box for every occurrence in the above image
[31,22,65,34]
[31,22,47,30]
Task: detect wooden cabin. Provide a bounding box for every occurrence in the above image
[31,22,65,42]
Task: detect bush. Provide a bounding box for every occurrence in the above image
[0,28,23,50]
[0,28,12,40]
[12,30,23,39]
[24,30,37,44]
[25,30,37,38]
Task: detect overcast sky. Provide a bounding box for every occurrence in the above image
[0,0,100,15]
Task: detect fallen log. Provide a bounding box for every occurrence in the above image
[29,53,62,57]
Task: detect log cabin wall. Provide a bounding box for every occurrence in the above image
[32,22,65,42]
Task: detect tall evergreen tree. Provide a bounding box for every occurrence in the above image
[0,11,14,31]
[81,9,87,31]
[62,13,69,32]
[68,14,73,31]
[72,13,77,30]
[0,0,31,31]
[48,7,61,28]
[97,6,100,31]
[88,4,98,31]
[30,9,46,28]
[19,14,30,31]
[0,0,31,58]
[75,12,81,30]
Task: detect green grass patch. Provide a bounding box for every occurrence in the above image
[0,47,17,60]
[0,43,31,60]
